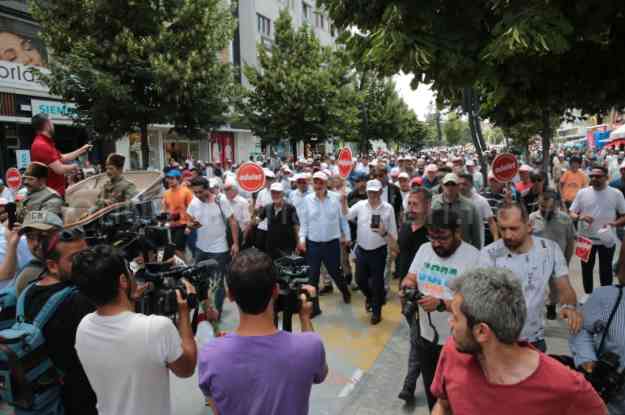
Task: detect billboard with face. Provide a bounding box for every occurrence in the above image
[0,15,49,92]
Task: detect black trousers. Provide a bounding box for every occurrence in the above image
[581,245,615,293]
[417,337,443,410]
[355,245,387,312]
[401,313,422,393]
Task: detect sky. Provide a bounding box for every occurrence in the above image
[392,72,435,121]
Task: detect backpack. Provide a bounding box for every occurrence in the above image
[0,286,18,330]
[0,283,77,415]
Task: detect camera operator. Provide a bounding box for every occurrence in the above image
[20,220,97,414]
[73,245,197,415]
[431,267,606,415]
[400,208,480,410]
[198,249,327,415]
[256,182,299,259]
[570,241,625,414]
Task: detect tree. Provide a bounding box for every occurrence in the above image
[32,0,239,168]
[442,112,471,146]
[320,0,625,172]
[242,10,359,151]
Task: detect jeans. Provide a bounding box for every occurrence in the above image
[186,229,197,261]
[306,239,349,312]
[417,336,443,410]
[401,313,421,393]
[581,245,615,293]
[355,245,387,313]
[195,250,231,314]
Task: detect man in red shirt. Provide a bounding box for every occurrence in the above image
[30,113,92,197]
[431,267,606,415]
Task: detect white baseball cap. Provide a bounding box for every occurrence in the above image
[519,164,532,172]
[366,179,383,192]
[442,173,459,185]
[466,160,475,167]
[312,171,328,181]
[270,182,284,192]
[264,168,276,178]
[398,172,410,180]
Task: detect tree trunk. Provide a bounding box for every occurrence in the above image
[541,110,552,174]
[140,122,149,170]
[463,87,488,175]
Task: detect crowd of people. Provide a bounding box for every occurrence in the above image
[0,112,623,414]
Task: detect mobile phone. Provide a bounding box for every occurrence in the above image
[371,214,381,229]
[5,203,17,230]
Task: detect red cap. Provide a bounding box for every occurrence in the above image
[410,177,423,187]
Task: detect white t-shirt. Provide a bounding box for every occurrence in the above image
[187,195,233,253]
[75,312,183,415]
[408,242,480,345]
[346,200,397,250]
[479,236,569,342]
[570,186,625,245]
[255,188,273,231]
[0,187,14,203]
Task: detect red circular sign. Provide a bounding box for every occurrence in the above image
[491,153,519,183]
[236,162,266,193]
[337,147,353,178]
[5,167,21,190]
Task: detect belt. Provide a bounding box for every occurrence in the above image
[357,244,387,253]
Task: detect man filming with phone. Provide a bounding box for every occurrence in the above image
[198,248,327,415]
[73,245,197,415]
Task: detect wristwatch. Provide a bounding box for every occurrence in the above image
[436,299,446,312]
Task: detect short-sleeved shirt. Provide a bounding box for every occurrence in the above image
[30,133,65,196]
[570,186,625,245]
[76,312,183,415]
[162,185,194,226]
[431,339,606,415]
[346,200,397,250]
[560,170,589,203]
[199,331,326,415]
[479,237,569,342]
[187,195,233,254]
[529,210,576,260]
[408,242,481,345]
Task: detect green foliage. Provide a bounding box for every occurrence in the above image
[442,112,471,146]
[242,10,358,146]
[31,0,238,167]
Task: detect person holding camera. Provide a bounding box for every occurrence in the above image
[400,208,480,410]
[73,245,197,415]
[431,267,606,415]
[343,179,398,325]
[570,241,625,414]
[198,249,327,415]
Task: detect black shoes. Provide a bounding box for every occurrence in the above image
[398,388,415,403]
[365,300,372,313]
[342,289,351,304]
[371,311,382,325]
[546,304,557,320]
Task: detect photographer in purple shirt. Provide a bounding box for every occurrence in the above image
[198,248,328,415]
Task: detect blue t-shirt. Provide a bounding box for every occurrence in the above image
[199,330,326,415]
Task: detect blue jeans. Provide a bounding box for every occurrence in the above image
[186,229,197,261]
[195,250,230,314]
[306,239,349,312]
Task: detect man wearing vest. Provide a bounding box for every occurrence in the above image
[256,182,300,259]
[19,162,64,222]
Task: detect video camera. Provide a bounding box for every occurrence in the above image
[273,255,310,331]
[584,352,625,402]
[135,260,219,317]
[401,288,423,319]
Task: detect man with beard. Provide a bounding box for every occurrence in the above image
[529,190,576,319]
[430,267,606,415]
[93,154,138,211]
[479,203,581,352]
[570,165,625,293]
[401,209,480,410]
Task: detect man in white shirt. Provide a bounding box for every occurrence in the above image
[465,160,483,191]
[254,168,276,249]
[458,173,497,247]
[570,165,625,293]
[480,203,582,352]
[74,245,197,415]
[344,179,397,325]
[401,208,480,410]
[187,176,239,319]
[0,180,14,203]
[223,179,252,246]
[289,173,311,213]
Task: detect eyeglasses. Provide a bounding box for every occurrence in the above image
[44,227,85,256]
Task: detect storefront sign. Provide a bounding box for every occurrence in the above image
[15,150,30,170]
[31,99,77,121]
[0,22,50,93]
[337,147,353,178]
[0,61,49,92]
[491,153,518,183]
[236,162,265,193]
